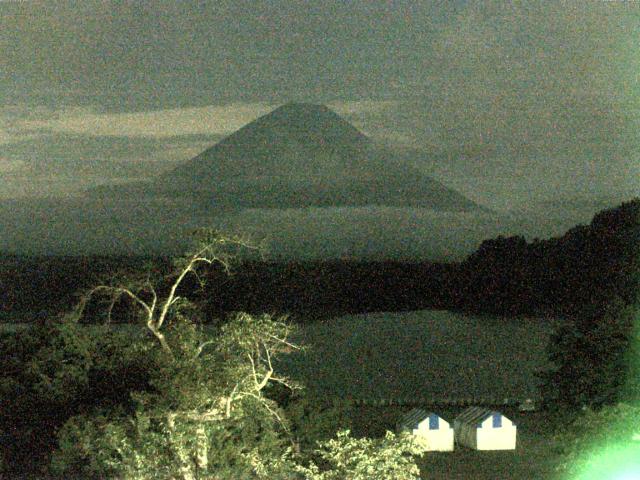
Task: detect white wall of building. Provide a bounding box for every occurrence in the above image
[410,418,454,452]
[454,408,517,451]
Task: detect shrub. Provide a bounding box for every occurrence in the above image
[291,429,427,480]
[553,402,640,478]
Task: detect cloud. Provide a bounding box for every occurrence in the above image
[328,100,397,116]
[0,1,447,109]
[0,130,41,147]
[0,132,229,201]
[14,103,276,138]
[10,100,398,139]
[0,105,53,146]
[0,196,568,258]
[347,1,640,205]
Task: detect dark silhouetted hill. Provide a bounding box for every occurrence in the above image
[450,197,640,316]
[90,103,483,211]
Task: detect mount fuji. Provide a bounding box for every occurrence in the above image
[92,103,483,212]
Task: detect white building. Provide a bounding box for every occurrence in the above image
[396,408,454,451]
[453,406,517,450]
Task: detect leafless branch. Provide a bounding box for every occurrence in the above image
[262,340,273,371]
[243,392,289,433]
[225,384,239,418]
[266,332,300,350]
[190,268,206,289]
[146,318,174,358]
[270,375,298,388]
[106,293,118,325]
[248,353,259,387]
[75,285,151,323]
[149,283,157,313]
[193,340,216,359]
[117,288,153,318]
[256,366,273,392]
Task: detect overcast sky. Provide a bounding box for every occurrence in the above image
[1,0,639,208]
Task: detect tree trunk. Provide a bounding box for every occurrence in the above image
[195,424,208,472]
[167,414,196,480]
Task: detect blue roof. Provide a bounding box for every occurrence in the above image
[454,407,511,428]
[398,408,447,430]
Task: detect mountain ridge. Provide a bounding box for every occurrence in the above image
[89,103,485,212]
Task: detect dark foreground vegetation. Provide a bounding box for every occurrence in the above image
[1,198,639,478]
[1,232,431,479]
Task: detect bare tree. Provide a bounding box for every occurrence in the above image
[72,228,258,358]
[60,229,302,480]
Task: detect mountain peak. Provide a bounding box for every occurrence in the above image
[243,102,365,140]
[272,102,332,114]
[207,102,369,157]
[150,102,482,212]
[263,102,342,124]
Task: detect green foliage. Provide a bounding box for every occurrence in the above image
[286,395,356,452]
[48,312,428,480]
[0,323,63,474]
[0,315,153,474]
[292,429,427,480]
[552,402,640,477]
[50,313,297,479]
[50,409,126,478]
[540,299,639,410]
[28,314,104,402]
[28,315,154,406]
[52,402,287,479]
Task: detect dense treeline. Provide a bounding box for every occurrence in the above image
[2,198,638,323]
[533,199,639,410]
[451,198,640,317]
[0,255,457,322]
[0,255,169,321]
[446,198,639,409]
[200,261,456,320]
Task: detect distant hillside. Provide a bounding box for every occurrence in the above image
[450,197,640,316]
[90,103,483,212]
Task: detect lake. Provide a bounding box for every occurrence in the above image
[277,310,555,405]
[2,309,556,404]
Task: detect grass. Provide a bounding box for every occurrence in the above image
[422,412,562,480]
[346,404,564,479]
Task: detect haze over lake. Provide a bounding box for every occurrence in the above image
[0,191,615,260]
